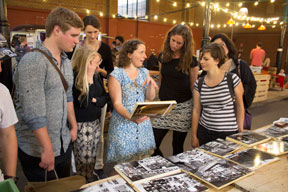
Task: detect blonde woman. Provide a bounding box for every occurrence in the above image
[72,47,108,182]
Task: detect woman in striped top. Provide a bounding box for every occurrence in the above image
[191,43,244,148]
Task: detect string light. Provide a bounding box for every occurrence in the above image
[238,2,243,7]
[258,24,266,30]
[145,15,148,19]
[173,2,177,7]
[112,14,116,18]
[186,3,190,8]
[99,12,103,17]
[190,22,194,26]
[173,20,176,24]
[163,18,167,22]
[196,23,199,26]
[86,9,90,14]
[226,2,230,7]
[154,15,158,20]
[271,0,275,3]
[254,1,259,6]
[181,22,185,25]
[201,2,205,6]
[156,0,160,2]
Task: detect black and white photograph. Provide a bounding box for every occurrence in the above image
[255,125,288,139]
[225,148,279,170]
[134,172,208,192]
[114,156,180,184]
[226,131,270,147]
[168,149,253,189]
[71,176,134,192]
[254,140,288,156]
[199,138,242,157]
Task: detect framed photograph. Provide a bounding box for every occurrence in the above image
[133,172,208,192]
[130,100,177,119]
[114,156,181,184]
[254,139,288,156]
[226,131,271,147]
[168,149,253,189]
[199,138,243,157]
[72,175,134,192]
[255,126,288,139]
[225,148,279,170]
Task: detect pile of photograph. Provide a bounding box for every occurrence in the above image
[75,118,288,191]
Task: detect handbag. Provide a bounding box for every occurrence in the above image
[244,110,252,130]
[25,170,86,192]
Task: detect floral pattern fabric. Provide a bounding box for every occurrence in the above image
[74,119,101,182]
[107,67,155,163]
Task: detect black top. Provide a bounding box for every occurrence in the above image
[98,42,114,76]
[73,73,108,122]
[158,54,198,103]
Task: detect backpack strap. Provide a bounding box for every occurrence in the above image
[227,72,235,101]
[197,76,205,94]
[31,48,68,92]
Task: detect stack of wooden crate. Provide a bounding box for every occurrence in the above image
[253,74,271,103]
[268,67,280,89]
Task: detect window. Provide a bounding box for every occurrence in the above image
[118,0,147,18]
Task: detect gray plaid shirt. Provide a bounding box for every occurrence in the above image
[14,44,73,157]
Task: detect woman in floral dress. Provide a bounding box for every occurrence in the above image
[107,39,158,163]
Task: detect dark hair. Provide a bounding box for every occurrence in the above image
[257,42,262,47]
[83,15,100,30]
[162,24,194,74]
[200,43,226,68]
[211,33,237,59]
[115,36,124,43]
[117,39,144,68]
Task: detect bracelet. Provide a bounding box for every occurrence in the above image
[4,175,19,183]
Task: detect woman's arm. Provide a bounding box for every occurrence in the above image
[145,74,158,101]
[190,66,199,92]
[234,81,245,132]
[108,76,131,120]
[191,89,201,148]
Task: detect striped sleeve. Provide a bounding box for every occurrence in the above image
[232,73,241,88]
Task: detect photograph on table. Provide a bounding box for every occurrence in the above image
[130,100,177,119]
[198,138,243,157]
[168,149,253,189]
[114,155,181,184]
[133,172,207,192]
[255,125,288,139]
[225,148,279,170]
[254,139,288,156]
[71,175,134,192]
[226,131,270,147]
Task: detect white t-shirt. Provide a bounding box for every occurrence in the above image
[0,83,18,128]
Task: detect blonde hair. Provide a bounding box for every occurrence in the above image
[72,47,101,102]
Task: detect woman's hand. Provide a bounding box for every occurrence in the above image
[191,136,199,148]
[131,116,149,124]
[144,76,159,90]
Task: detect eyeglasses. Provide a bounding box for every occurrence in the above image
[98,58,103,64]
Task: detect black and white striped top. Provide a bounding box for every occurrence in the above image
[194,73,241,132]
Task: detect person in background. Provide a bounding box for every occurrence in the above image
[72,47,108,182]
[13,7,82,181]
[15,36,30,63]
[250,42,266,73]
[191,43,244,147]
[152,24,199,156]
[107,39,158,163]
[211,33,256,130]
[0,60,18,183]
[115,36,124,51]
[147,49,159,71]
[81,15,114,78]
[81,15,113,177]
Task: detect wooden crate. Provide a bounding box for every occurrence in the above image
[253,74,270,103]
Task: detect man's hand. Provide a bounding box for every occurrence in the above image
[70,126,77,142]
[39,148,55,171]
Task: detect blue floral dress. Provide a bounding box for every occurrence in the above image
[107,67,156,163]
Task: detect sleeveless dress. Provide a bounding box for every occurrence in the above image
[107,67,156,163]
